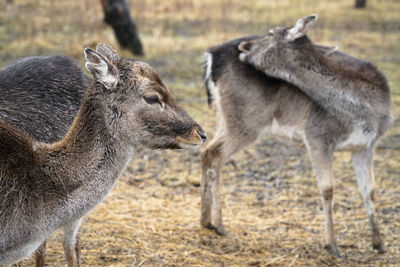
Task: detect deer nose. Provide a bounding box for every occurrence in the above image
[197,130,207,142]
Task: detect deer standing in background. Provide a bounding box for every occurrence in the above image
[201,15,391,257]
[0,44,206,267]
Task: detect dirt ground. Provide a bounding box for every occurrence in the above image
[1,0,399,266]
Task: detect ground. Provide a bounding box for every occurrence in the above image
[1,0,399,266]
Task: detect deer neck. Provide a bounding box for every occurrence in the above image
[39,86,134,221]
[274,49,376,121]
[282,51,348,91]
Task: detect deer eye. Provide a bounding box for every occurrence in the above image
[143,95,162,105]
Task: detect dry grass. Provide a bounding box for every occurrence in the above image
[1,0,400,266]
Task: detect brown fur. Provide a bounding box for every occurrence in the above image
[370,189,375,202]
[322,188,334,201]
[0,44,205,266]
[65,237,80,267]
[34,241,46,267]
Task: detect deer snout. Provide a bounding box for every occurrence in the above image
[239,52,247,63]
[191,124,206,144]
[176,124,206,149]
[196,127,207,143]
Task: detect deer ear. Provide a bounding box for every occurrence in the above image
[287,14,318,42]
[238,40,254,62]
[238,41,253,53]
[84,48,118,90]
[96,43,119,62]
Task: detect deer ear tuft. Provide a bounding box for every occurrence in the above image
[84,47,118,90]
[287,14,318,42]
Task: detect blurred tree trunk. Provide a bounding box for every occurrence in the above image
[355,0,367,8]
[100,0,144,56]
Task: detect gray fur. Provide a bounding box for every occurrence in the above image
[201,17,391,257]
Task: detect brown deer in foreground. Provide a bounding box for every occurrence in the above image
[0,55,89,267]
[0,43,206,267]
[201,15,391,257]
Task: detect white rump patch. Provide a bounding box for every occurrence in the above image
[203,52,221,111]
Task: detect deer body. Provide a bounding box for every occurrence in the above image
[202,17,391,256]
[0,116,133,265]
[238,15,391,134]
[0,44,205,266]
[0,55,91,267]
[235,16,392,256]
[0,55,89,143]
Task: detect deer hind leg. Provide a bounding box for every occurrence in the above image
[34,240,46,267]
[63,218,83,267]
[352,148,385,253]
[200,129,256,236]
[308,148,342,257]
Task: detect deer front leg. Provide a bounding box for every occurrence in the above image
[63,218,83,267]
[201,140,226,236]
[34,240,46,267]
[200,123,259,236]
[309,148,342,258]
[352,148,385,253]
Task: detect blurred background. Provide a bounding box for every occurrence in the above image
[1,0,399,266]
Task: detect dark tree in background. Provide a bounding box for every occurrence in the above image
[100,0,144,56]
[355,0,367,8]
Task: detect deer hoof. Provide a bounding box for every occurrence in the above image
[373,242,386,254]
[214,224,227,236]
[324,244,344,258]
[203,223,228,236]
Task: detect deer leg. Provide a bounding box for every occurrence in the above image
[63,218,83,267]
[34,240,46,267]
[200,130,256,236]
[201,137,227,236]
[309,148,342,257]
[352,148,385,253]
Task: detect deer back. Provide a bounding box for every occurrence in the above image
[0,56,89,143]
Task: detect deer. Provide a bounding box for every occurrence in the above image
[0,55,90,266]
[201,15,391,257]
[0,43,206,267]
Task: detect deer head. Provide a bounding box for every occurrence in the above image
[84,44,206,150]
[238,14,318,77]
